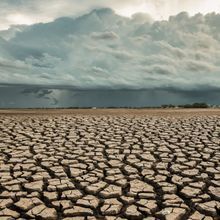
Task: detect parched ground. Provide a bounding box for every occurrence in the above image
[0,109,220,220]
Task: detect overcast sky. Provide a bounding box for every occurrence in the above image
[1,0,220,107]
[1,0,220,30]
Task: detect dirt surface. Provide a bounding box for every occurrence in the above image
[1,108,220,116]
[0,109,220,219]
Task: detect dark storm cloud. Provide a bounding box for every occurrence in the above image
[1,86,220,108]
[22,88,53,98]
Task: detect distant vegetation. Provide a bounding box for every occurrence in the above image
[66,103,211,109]
[161,102,209,109]
[1,103,213,109]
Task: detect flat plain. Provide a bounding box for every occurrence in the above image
[0,109,220,220]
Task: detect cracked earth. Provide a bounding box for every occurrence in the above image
[0,110,220,219]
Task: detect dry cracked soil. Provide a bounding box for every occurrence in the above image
[0,109,220,220]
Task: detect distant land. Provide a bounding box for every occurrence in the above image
[0,86,220,108]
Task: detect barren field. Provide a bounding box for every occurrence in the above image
[0,109,220,219]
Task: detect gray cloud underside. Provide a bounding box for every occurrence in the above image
[1,86,220,108]
[1,9,220,90]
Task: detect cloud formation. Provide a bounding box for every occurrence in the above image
[1,0,220,29]
[0,8,220,90]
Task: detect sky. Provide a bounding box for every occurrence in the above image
[1,0,220,30]
[0,0,220,107]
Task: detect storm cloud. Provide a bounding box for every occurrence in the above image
[0,8,220,91]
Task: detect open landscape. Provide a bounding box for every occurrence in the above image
[0,109,219,219]
[1,0,220,219]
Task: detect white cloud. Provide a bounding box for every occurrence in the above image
[0,8,220,90]
[1,0,220,30]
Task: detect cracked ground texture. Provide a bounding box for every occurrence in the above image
[0,109,220,220]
